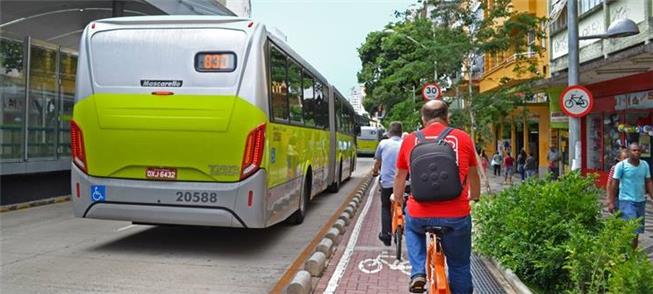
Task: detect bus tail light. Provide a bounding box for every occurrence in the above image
[71,120,88,173]
[241,124,266,180]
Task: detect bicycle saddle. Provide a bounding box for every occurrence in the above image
[425,226,452,235]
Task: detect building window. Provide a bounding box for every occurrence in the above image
[27,43,58,159]
[579,0,601,15]
[270,46,288,121]
[1,36,25,162]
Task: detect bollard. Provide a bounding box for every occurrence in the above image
[305,251,327,277]
[325,227,341,242]
[286,270,312,294]
[349,200,359,210]
[344,206,355,218]
[333,219,346,232]
[317,238,334,257]
[339,212,351,225]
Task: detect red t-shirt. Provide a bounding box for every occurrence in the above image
[504,156,514,167]
[396,122,477,218]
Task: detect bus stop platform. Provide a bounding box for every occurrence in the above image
[312,178,514,294]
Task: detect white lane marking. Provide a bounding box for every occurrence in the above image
[115,224,138,232]
[324,178,378,294]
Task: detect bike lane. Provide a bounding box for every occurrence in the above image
[314,179,409,294]
[314,177,513,294]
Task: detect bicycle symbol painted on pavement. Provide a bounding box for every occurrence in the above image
[358,250,411,276]
[90,185,106,202]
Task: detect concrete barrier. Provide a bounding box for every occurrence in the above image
[339,212,351,225]
[333,219,346,232]
[286,270,312,294]
[325,227,341,242]
[316,238,334,257]
[305,251,327,277]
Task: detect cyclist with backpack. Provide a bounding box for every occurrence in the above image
[393,100,481,294]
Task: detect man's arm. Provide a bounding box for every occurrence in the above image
[607,179,618,213]
[646,178,653,200]
[469,166,480,201]
[393,168,409,205]
[372,159,381,177]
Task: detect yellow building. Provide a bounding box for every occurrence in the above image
[479,0,558,175]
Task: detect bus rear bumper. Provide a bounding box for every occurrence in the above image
[70,164,268,228]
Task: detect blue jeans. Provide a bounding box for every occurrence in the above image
[619,200,646,234]
[405,213,473,294]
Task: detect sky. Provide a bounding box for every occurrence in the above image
[251,0,415,98]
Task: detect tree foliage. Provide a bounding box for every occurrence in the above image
[357,0,547,136]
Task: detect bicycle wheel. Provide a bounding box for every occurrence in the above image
[395,226,403,261]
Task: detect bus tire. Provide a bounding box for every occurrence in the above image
[288,171,311,225]
[328,160,342,193]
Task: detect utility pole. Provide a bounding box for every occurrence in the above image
[567,0,581,171]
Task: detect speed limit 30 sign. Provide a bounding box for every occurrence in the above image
[560,85,593,118]
[422,83,442,101]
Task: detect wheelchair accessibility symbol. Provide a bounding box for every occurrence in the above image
[90,185,106,202]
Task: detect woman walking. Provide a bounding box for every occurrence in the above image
[491,151,502,177]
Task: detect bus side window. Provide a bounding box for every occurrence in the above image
[287,60,303,125]
[314,82,326,129]
[322,85,330,129]
[270,46,288,121]
[302,73,316,128]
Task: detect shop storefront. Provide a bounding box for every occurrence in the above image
[581,71,653,186]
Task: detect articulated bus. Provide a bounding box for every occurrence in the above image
[70,16,358,228]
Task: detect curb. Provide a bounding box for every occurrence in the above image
[0,195,71,213]
[479,256,532,294]
[285,173,373,294]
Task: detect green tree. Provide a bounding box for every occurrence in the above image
[358,0,546,138]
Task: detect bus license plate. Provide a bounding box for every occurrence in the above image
[146,167,177,180]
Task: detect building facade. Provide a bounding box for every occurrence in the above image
[547,0,653,186]
[478,0,552,175]
[348,85,366,115]
[0,0,236,205]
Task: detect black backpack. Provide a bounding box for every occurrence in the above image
[409,127,464,202]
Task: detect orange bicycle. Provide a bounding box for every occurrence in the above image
[425,226,451,294]
[391,195,405,261]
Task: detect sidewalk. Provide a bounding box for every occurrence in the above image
[313,179,513,294]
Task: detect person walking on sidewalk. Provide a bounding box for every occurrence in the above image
[608,143,653,250]
[607,149,628,209]
[525,152,538,179]
[503,152,514,185]
[372,121,403,247]
[480,150,490,177]
[491,151,502,177]
[392,100,481,294]
[517,149,527,181]
[547,146,561,180]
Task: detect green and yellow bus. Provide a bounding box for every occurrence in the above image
[70,16,358,228]
[357,126,384,156]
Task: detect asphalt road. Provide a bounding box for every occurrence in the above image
[0,157,373,294]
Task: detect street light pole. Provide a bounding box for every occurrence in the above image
[565,5,639,172]
[567,0,581,171]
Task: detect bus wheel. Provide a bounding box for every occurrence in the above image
[328,160,342,193]
[288,173,310,225]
